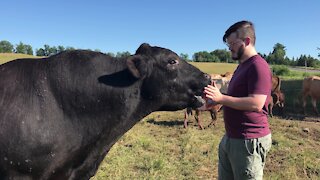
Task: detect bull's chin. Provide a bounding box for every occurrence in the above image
[158,96,205,111]
[190,95,206,108]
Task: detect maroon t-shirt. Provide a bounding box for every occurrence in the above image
[224,55,272,139]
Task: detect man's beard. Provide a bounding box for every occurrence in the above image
[232,45,245,60]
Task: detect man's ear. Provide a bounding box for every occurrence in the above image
[126,55,147,78]
[244,37,251,46]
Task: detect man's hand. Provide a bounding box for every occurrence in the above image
[204,81,223,103]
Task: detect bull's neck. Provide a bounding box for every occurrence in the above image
[90,94,162,161]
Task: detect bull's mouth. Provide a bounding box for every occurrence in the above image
[194,95,206,103]
[191,95,206,108]
[189,77,211,108]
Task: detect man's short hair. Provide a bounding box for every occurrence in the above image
[223,20,256,45]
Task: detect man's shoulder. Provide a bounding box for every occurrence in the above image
[251,55,270,68]
[251,54,267,62]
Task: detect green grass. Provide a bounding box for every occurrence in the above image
[189,62,238,74]
[91,112,320,180]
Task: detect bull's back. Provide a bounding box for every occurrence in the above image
[0,58,50,130]
[0,59,46,109]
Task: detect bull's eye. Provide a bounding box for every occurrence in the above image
[168,59,178,65]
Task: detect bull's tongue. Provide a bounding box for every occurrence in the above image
[194,95,206,104]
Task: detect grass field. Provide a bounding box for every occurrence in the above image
[0,53,42,64]
[189,62,238,75]
[91,111,320,180]
[1,53,319,179]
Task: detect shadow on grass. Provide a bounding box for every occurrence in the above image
[271,111,320,122]
[146,118,184,127]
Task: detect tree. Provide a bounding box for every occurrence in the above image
[65,46,75,51]
[36,48,46,56]
[296,54,320,68]
[49,46,58,55]
[0,40,14,53]
[36,45,50,56]
[15,42,33,55]
[106,52,115,57]
[266,43,289,65]
[43,44,51,56]
[36,44,63,56]
[116,51,131,58]
[317,47,320,58]
[179,53,189,61]
[193,51,219,62]
[57,46,65,53]
[210,49,231,63]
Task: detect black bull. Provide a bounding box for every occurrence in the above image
[0,43,210,179]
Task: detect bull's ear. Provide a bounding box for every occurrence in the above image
[135,43,152,55]
[126,55,147,78]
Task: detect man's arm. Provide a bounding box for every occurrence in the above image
[204,85,267,112]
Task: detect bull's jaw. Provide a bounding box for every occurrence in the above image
[192,95,206,108]
[156,95,206,111]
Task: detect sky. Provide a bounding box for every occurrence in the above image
[1,0,319,59]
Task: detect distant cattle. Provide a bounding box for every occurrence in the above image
[268,90,285,117]
[220,72,233,79]
[184,72,232,129]
[184,101,222,129]
[302,76,320,115]
[210,72,233,81]
[268,75,285,117]
[210,73,222,79]
[0,43,211,179]
[272,75,281,92]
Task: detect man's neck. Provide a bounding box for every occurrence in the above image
[239,48,258,64]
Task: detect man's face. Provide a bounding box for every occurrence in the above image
[226,32,245,61]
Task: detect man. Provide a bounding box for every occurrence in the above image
[204,20,272,179]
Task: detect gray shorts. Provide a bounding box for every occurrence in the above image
[218,134,272,180]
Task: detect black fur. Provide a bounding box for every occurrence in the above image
[0,43,210,179]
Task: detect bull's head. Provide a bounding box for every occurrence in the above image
[126,43,211,111]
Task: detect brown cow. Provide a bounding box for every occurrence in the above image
[272,75,281,92]
[268,75,285,117]
[302,76,320,115]
[184,73,232,129]
[268,90,285,117]
[210,73,222,79]
[221,72,233,78]
[211,72,233,94]
[184,103,222,129]
[210,72,233,80]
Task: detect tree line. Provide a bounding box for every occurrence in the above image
[1,40,319,68]
[190,43,320,68]
[0,40,131,58]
